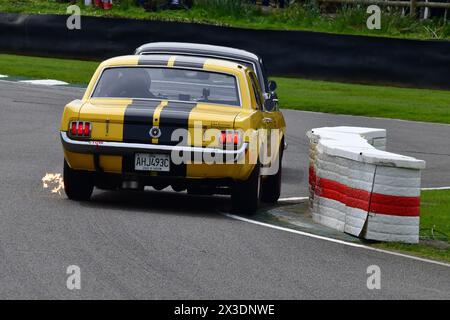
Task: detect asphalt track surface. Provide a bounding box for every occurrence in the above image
[0,81,449,299]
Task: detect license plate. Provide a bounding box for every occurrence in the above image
[134,153,170,172]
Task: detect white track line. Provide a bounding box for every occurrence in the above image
[222,213,450,268]
[278,196,309,203]
[422,187,450,191]
[19,79,68,86]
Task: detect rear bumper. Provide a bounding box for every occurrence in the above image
[60,131,248,162]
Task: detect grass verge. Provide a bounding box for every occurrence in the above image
[274,77,450,124]
[1,53,450,124]
[1,0,450,40]
[0,54,99,85]
[373,190,450,263]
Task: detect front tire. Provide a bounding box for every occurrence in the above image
[63,160,94,201]
[231,163,261,215]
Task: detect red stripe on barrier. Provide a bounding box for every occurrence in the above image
[317,177,371,211]
[309,166,420,217]
[370,203,420,216]
[370,193,420,206]
[320,188,345,204]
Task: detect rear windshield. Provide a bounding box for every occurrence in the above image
[92,67,240,107]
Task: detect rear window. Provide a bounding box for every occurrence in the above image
[92,67,241,107]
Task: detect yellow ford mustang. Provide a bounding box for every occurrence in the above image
[60,55,286,213]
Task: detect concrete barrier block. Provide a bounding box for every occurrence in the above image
[307,126,425,244]
[344,207,369,236]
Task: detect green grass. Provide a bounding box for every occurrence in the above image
[273,77,450,124]
[1,0,450,40]
[373,190,450,263]
[1,53,450,124]
[0,54,99,85]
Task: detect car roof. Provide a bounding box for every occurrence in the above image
[101,55,249,75]
[134,42,261,63]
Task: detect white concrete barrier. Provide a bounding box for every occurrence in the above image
[307,126,425,243]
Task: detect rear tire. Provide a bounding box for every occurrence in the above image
[231,163,261,215]
[63,160,94,201]
[261,145,283,203]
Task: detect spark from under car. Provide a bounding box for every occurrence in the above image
[42,173,64,195]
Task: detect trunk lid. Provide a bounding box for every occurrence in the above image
[79,99,241,145]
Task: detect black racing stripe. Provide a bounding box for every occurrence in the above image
[123,99,161,143]
[122,100,197,177]
[158,101,196,146]
[158,101,197,177]
[137,55,170,66]
[122,99,161,173]
[172,56,206,69]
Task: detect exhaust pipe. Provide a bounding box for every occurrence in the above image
[122,180,140,190]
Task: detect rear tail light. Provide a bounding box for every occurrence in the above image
[70,122,77,136]
[69,121,91,138]
[219,130,241,146]
[84,122,90,136]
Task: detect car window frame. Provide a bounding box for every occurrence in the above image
[248,70,264,111]
[89,65,243,108]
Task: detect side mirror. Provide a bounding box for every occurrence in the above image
[268,80,277,92]
[264,99,275,112]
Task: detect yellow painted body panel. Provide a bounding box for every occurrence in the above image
[99,155,122,173]
[187,163,251,180]
[64,150,95,171]
[187,103,240,147]
[79,98,132,142]
[64,98,130,171]
[60,100,84,131]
